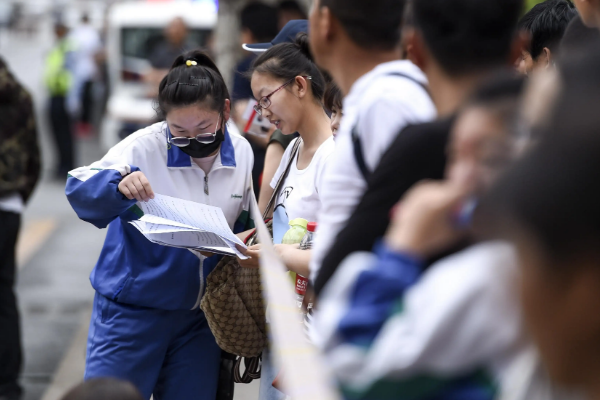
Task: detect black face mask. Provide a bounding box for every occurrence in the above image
[179,129,225,159]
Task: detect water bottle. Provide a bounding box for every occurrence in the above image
[296,222,317,313]
[299,222,316,251]
[282,218,308,245]
[282,218,308,285]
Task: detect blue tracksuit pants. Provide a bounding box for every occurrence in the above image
[85,293,221,400]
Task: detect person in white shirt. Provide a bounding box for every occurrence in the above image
[242,33,334,278]
[239,33,334,400]
[68,13,102,133]
[307,0,437,281]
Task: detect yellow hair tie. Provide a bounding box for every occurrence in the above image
[186,60,198,67]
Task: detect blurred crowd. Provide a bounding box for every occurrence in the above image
[3,0,600,400]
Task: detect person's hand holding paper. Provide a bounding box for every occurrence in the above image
[129,193,248,258]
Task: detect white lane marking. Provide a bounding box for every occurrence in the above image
[17,219,58,268]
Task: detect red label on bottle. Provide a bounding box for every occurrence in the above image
[295,274,308,296]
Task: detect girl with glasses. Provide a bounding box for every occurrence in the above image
[65,50,255,400]
[241,32,335,400]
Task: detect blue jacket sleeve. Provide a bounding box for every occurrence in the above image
[66,165,140,229]
[336,242,423,346]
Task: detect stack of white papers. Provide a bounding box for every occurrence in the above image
[129,194,248,259]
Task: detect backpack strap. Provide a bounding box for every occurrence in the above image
[352,125,371,181]
[352,72,431,181]
[386,72,432,98]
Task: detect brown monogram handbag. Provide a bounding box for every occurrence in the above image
[200,139,301,379]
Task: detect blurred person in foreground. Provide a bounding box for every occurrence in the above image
[572,0,600,28]
[0,56,41,400]
[314,73,578,400]
[307,0,437,283]
[60,378,142,400]
[559,14,600,55]
[277,0,307,30]
[69,13,102,137]
[233,2,279,197]
[483,41,600,400]
[312,0,526,296]
[516,0,578,75]
[46,22,75,179]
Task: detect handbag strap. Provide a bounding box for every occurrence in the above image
[262,138,302,220]
[234,354,262,383]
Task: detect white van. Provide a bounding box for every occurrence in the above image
[101,0,217,150]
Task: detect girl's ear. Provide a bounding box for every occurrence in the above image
[223,99,231,122]
[295,76,309,99]
[541,47,552,69]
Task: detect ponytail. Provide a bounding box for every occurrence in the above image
[251,33,326,102]
[157,50,230,118]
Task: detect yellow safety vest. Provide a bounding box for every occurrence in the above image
[45,39,73,96]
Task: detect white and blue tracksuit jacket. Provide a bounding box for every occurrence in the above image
[66,121,255,311]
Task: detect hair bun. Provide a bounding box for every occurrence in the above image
[294,32,314,61]
[171,50,223,79]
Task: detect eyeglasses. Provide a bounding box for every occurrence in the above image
[168,115,222,146]
[253,76,312,116]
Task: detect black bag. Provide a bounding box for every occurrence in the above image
[216,351,236,400]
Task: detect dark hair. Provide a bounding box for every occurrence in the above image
[278,0,307,18]
[552,37,600,135]
[252,33,326,103]
[482,45,600,262]
[157,50,230,118]
[466,70,525,126]
[461,71,526,148]
[468,71,525,107]
[403,0,415,30]
[241,2,279,43]
[324,81,343,113]
[560,14,600,57]
[413,0,523,76]
[484,133,600,263]
[61,378,143,400]
[519,0,577,60]
[319,0,406,50]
